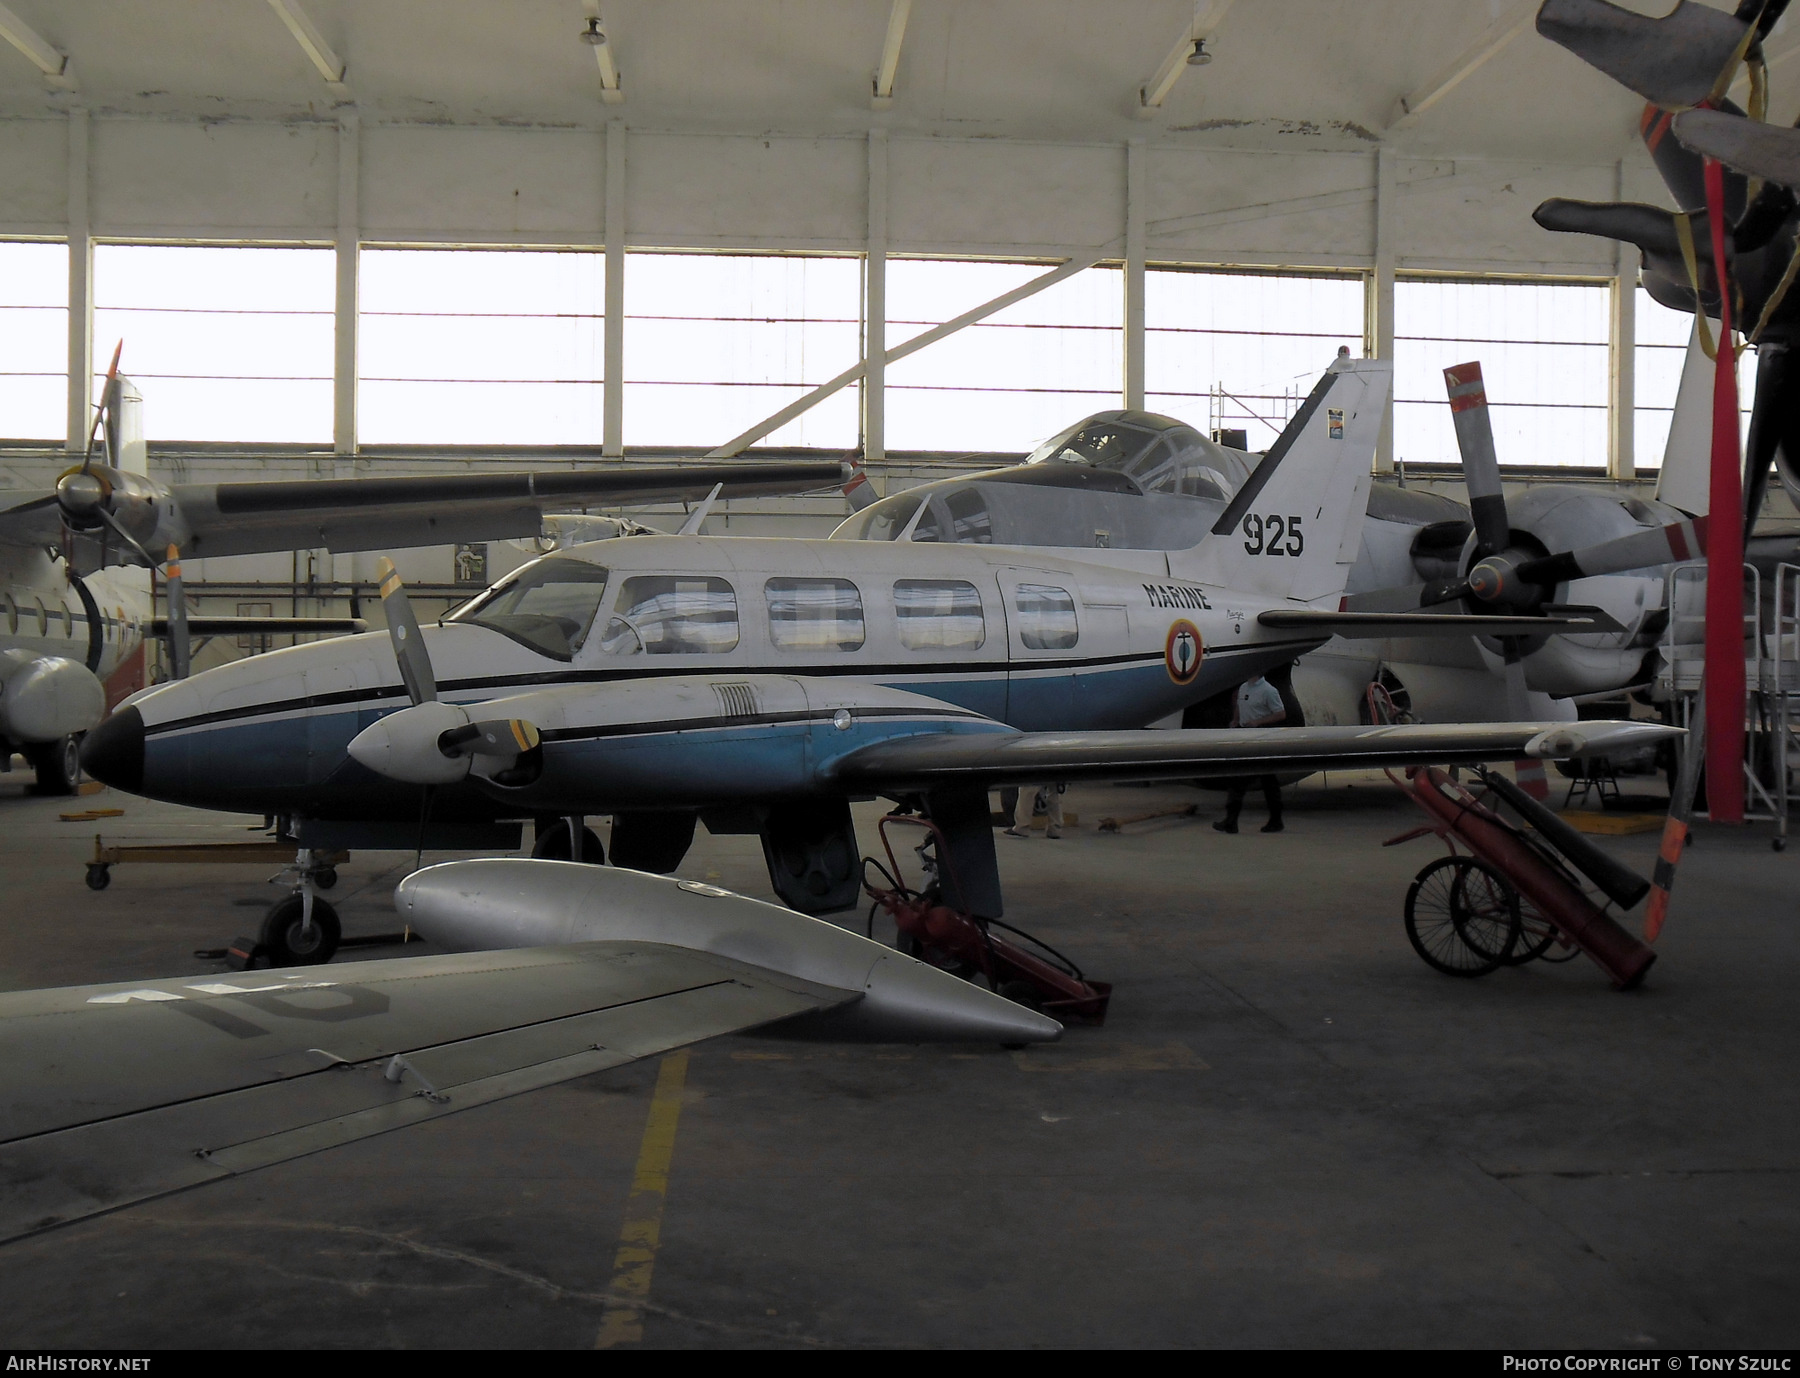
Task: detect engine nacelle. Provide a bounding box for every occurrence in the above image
[0,650,107,744]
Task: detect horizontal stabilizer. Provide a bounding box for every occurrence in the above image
[1256,609,1618,637]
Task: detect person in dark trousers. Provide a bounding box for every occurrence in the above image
[1214,672,1287,834]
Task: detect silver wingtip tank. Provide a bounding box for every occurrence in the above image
[396,859,1064,1046]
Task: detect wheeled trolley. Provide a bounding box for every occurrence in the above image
[862,813,1111,1024]
[1386,766,1658,990]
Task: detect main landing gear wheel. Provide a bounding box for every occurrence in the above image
[260,895,341,966]
[1404,855,1519,977]
[28,734,82,796]
[532,826,606,864]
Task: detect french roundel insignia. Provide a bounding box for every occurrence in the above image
[1164,619,1202,685]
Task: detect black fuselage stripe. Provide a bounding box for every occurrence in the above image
[140,638,1319,738]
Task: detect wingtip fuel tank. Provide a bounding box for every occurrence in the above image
[396,859,1064,1046]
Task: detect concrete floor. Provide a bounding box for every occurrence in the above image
[0,768,1795,1349]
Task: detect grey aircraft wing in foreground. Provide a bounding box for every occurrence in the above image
[0,863,1059,1246]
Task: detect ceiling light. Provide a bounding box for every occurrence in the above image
[580,18,607,46]
[1187,39,1212,66]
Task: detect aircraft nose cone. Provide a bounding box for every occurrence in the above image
[80,706,144,793]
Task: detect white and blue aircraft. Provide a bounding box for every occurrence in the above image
[80,358,1672,962]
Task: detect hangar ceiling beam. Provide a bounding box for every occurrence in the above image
[871,0,911,110]
[1387,0,1535,131]
[266,0,352,100]
[709,250,1112,458]
[1137,0,1234,117]
[582,1,625,105]
[0,3,75,89]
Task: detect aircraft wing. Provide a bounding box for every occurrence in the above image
[825,720,1680,793]
[149,616,369,637]
[0,942,853,1244]
[168,462,847,559]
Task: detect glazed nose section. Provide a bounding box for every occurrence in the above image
[80,706,144,793]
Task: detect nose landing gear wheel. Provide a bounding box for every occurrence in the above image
[260,895,341,966]
[1404,855,1520,977]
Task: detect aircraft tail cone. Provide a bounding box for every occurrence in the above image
[397,858,1062,1045]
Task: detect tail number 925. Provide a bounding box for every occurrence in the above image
[1243,513,1304,556]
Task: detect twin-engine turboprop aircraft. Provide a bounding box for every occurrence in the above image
[0,352,845,792]
[82,358,1676,963]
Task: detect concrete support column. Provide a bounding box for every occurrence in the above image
[332,111,359,461]
[603,119,626,458]
[864,129,888,463]
[65,106,91,454]
[1124,139,1146,412]
[1369,147,1397,474]
[1608,160,1636,482]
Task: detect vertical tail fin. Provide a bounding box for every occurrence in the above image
[1174,358,1391,603]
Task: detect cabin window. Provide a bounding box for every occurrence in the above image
[33,599,46,637]
[445,557,610,661]
[894,579,985,652]
[602,575,740,655]
[3,593,15,635]
[765,578,865,652]
[1015,584,1078,650]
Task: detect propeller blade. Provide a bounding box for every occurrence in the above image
[675,482,723,536]
[1535,0,1755,111]
[438,718,542,760]
[1340,582,1468,615]
[1500,635,1550,800]
[1515,516,1710,588]
[377,556,436,705]
[1442,362,1512,558]
[95,505,154,568]
[82,341,123,476]
[163,544,190,681]
[1673,108,1800,192]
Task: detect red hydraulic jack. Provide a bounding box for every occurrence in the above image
[1388,766,1656,990]
[862,813,1111,1023]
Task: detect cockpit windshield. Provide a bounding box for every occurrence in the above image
[445,557,610,661]
[835,492,926,543]
[1026,413,1237,502]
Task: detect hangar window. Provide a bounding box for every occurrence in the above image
[1394,277,1608,469]
[1146,268,1364,450]
[93,244,333,442]
[885,259,1123,452]
[1014,585,1078,650]
[601,576,740,655]
[447,558,610,661]
[361,248,604,446]
[624,252,860,449]
[765,578,865,652]
[894,579,986,652]
[0,241,68,441]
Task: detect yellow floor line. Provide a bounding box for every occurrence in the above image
[594,1049,691,1349]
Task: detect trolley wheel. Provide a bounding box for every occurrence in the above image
[1403,855,1518,977]
[1506,900,1559,965]
[260,895,341,966]
[997,979,1044,1012]
[313,867,339,891]
[85,863,111,892]
[1774,837,1786,853]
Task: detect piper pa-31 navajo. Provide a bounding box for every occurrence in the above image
[81,358,1675,963]
[0,351,844,792]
